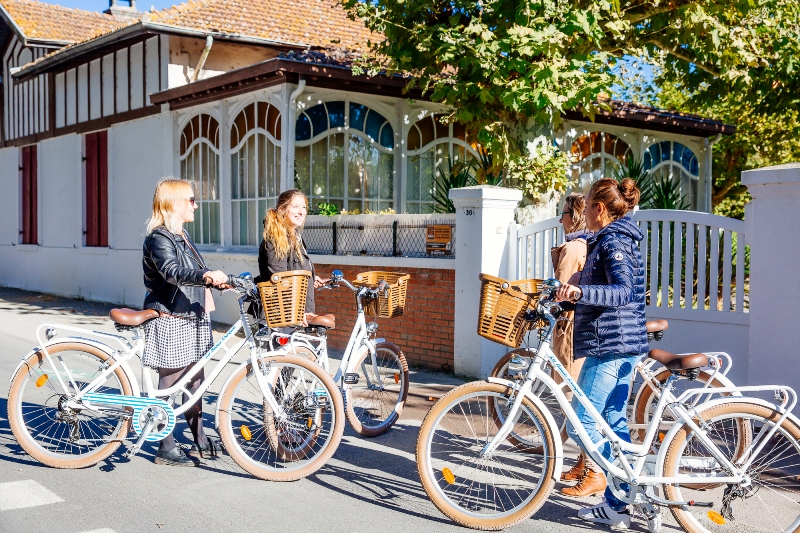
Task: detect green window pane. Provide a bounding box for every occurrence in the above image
[311,138,329,198]
[379,152,393,201]
[329,133,345,197]
[246,135,256,199]
[248,199,258,246]
[231,153,240,200]
[407,155,420,201]
[202,202,210,245]
[209,202,220,245]
[239,201,248,246]
[257,133,267,198]
[295,145,310,193]
[348,134,365,200]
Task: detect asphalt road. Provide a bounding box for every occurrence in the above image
[0,287,680,533]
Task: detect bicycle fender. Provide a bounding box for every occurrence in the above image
[654,395,800,478]
[486,376,564,480]
[9,337,141,397]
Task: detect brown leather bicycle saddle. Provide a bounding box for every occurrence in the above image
[109,308,160,327]
[308,314,335,330]
[648,348,708,370]
[646,319,668,333]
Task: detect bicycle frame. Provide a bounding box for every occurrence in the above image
[485,305,796,502]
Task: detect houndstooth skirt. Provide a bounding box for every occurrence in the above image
[142,314,213,369]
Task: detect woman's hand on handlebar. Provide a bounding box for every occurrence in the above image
[554,283,582,302]
[203,270,229,287]
[313,276,328,289]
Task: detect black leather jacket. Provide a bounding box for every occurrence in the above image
[142,228,210,318]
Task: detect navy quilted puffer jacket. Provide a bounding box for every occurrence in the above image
[573,216,649,359]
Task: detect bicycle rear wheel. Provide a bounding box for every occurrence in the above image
[661,401,800,533]
[344,341,408,437]
[416,381,556,530]
[218,354,344,481]
[7,342,133,468]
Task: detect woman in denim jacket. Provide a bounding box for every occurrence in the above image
[555,177,648,529]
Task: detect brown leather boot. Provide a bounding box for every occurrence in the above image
[559,468,607,497]
[560,453,586,481]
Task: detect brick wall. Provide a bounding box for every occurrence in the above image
[313,263,455,372]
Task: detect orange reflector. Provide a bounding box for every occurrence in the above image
[394,373,399,384]
[278,337,289,346]
[442,468,455,485]
[307,417,313,428]
[658,432,666,442]
[240,425,252,441]
[35,374,49,388]
[707,510,726,525]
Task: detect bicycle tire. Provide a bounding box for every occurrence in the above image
[7,342,133,469]
[217,354,344,481]
[661,401,800,533]
[488,350,566,450]
[416,381,557,530]
[631,368,741,443]
[344,341,409,437]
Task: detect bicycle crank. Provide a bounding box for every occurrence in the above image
[82,393,176,442]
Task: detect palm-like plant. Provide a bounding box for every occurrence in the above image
[612,155,689,210]
[431,159,476,213]
[474,145,503,186]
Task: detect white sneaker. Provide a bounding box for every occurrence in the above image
[578,499,632,529]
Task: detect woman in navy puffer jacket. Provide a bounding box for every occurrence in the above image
[555,177,648,529]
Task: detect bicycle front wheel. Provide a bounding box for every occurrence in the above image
[344,341,408,437]
[661,401,800,533]
[416,381,557,530]
[7,342,133,468]
[218,354,344,481]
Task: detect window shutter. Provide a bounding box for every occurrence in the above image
[20,145,38,245]
[85,131,108,247]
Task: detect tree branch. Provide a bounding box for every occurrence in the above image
[647,38,721,77]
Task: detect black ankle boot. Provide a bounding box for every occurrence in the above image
[155,446,196,467]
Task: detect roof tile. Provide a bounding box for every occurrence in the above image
[1,0,129,43]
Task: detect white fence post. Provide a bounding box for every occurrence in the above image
[742,164,800,395]
[451,185,522,378]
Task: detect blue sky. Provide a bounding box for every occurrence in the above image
[39,0,179,12]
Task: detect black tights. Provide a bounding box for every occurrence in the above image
[157,364,208,452]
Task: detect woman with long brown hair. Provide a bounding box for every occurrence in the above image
[142,178,228,466]
[555,177,649,528]
[257,189,326,323]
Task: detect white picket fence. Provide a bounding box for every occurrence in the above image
[507,209,748,323]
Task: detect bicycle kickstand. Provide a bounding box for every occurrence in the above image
[124,412,158,459]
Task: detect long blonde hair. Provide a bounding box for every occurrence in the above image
[263,189,306,259]
[146,178,193,235]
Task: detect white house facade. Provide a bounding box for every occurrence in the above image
[0,0,735,311]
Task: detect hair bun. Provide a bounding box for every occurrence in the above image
[617,178,640,210]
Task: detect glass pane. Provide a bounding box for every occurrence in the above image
[231,201,240,245]
[327,101,345,128]
[420,149,434,202]
[258,199,267,240]
[306,103,328,137]
[209,202,220,244]
[295,113,311,141]
[231,153,240,199]
[275,145,282,192]
[329,133,345,197]
[349,134,365,200]
[365,110,385,143]
[247,135,256,199]
[202,203,210,245]
[240,202,248,246]
[266,141,275,197]
[248,199,258,246]
[349,102,367,132]
[379,123,394,149]
[407,155,420,201]
[295,145,310,192]
[257,133,266,197]
[365,143,379,200]
[379,152,393,201]
[312,138,328,198]
[209,151,218,200]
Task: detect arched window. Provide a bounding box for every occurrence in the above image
[570,132,631,191]
[295,101,394,212]
[230,101,282,246]
[180,114,220,245]
[643,141,700,209]
[406,113,476,213]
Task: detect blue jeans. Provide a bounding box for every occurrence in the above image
[566,353,641,510]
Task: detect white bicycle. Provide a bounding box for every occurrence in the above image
[255,269,409,437]
[7,274,345,481]
[416,278,800,532]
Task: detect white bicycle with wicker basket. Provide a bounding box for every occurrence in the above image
[253,269,410,437]
[7,273,345,481]
[415,275,800,532]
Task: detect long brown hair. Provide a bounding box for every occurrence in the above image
[146,178,193,235]
[563,192,586,233]
[588,178,640,222]
[263,189,307,260]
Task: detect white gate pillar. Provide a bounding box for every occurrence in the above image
[742,163,800,396]
[451,185,522,378]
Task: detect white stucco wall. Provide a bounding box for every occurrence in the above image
[0,147,19,246]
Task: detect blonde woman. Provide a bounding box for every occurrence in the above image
[551,193,604,497]
[257,189,326,324]
[142,178,228,466]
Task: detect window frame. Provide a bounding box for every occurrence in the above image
[19,144,38,245]
[84,130,109,248]
[180,113,222,246]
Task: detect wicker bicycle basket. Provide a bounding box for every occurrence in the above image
[477,274,544,348]
[353,271,410,318]
[257,270,312,328]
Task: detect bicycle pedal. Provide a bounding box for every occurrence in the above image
[344,373,360,385]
